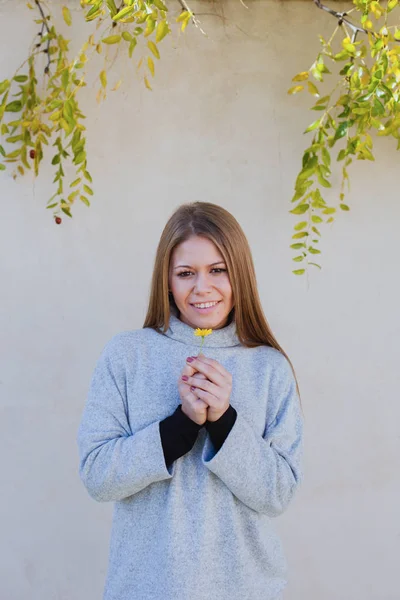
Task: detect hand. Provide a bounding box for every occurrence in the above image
[178,362,208,426]
[182,355,233,422]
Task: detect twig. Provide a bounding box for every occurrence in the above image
[34,0,51,74]
[313,0,368,36]
[177,0,207,36]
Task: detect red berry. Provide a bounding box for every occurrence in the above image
[29,149,36,159]
[55,216,62,225]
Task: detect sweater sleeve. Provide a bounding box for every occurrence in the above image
[201,356,303,517]
[159,405,203,468]
[77,338,174,503]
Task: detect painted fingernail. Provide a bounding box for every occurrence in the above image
[182,375,189,381]
[186,357,194,363]
[190,386,195,392]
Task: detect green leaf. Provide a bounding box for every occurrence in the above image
[0,79,10,95]
[321,147,331,167]
[128,38,137,57]
[14,75,28,83]
[106,0,118,17]
[293,269,305,275]
[0,145,5,157]
[70,178,81,187]
[304,119,321,133]
[293,255,304,262]
[122,31,133,42]
[340,204,350,211]
[113,5,136,21]
[74,151,86,164]
[62,206,72,217]
[294,221,307,231]
[309,262,322,269]
[322,207,336,214]
[308,247,321,254]
[153,0,168,9]
[52,154,61,165]
[102,35,122,44]
[0,163,5,171]
[62,6,72,26]
[290,204,309,215]
[80,195,90,206]
[334,121,348,141]
[83,184,93,196]
[291,243,305,250]
[311,215,323,223]
[5,101,22,112]
[292,232,308,239]
[147,41,160,59]
[84,170,92,182]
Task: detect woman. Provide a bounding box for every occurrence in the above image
[77,201,304,600]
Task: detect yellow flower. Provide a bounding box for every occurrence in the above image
[194,328,213,337]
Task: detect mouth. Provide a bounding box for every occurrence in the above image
[190,300,221,314]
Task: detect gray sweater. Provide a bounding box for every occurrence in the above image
[77,314,304,600]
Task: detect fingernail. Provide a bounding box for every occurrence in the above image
[182,375,189,381]
[190,386,195,392]
[186,357,194,363]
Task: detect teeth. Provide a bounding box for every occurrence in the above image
[193,301,219,309]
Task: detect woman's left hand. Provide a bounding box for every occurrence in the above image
[183,355,233,422]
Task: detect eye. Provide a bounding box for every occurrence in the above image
[212,268,226,274]
[177,268,227,277]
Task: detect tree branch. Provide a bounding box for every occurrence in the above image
[313,0,368,36]
[34,0,51,74]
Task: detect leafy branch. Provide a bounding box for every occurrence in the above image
[289,0,400,275]
[0,0,194,223]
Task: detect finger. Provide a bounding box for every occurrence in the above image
[186,357,224,387]
[191,387,218,407]
[185,376,219,396]
[192,355,228,378]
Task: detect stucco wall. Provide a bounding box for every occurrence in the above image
[0,1,399,599]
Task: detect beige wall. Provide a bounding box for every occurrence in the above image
[1,1,399,598]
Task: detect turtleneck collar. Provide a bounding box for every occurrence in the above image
[161,308,241,349]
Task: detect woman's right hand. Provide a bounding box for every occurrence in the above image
[178,363,208,426]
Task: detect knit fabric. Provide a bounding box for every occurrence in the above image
[77,313,304,600]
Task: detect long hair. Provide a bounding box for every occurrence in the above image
[143,202,301,400]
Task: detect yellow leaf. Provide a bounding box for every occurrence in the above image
[292,72,309,82]
[102,34,122,44]
[137,58,143,70]
[62,6,72,26]
[111,79,122,91]
[26,2,34,8]
[144,76,152,90]
[147,41,160,59]
[177,10,190,22]
[288,85,304,95]
[156,20,170,43]
[307,81,319,96]
[147,57,155,77]
[100,70,107,88]
[96,43,102,54]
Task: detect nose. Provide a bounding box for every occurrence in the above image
[193,272,213,294]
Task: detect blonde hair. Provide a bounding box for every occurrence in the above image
[143,202,301,400]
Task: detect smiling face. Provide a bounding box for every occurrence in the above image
[168,235,234,330]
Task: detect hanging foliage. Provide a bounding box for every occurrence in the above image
[0,0,193,221]
[289,0,400,275]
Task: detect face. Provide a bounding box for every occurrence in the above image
[168,235,234,330]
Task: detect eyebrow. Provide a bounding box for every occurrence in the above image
[173,261,225,270]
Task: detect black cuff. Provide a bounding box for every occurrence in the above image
[205,405,237,453]
[159,405,203,468]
